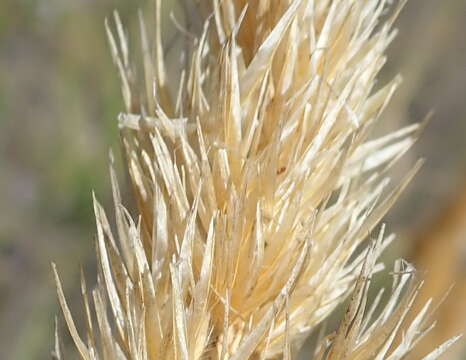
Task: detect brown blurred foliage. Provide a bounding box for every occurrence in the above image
[402,180,466,359]
[0,0,465,359]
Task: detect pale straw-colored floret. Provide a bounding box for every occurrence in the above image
[53,0,461,359]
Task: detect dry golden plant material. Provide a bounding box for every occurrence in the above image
[400,181,466,359]
[53,1,460,359]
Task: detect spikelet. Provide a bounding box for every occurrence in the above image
[53,1,461,359]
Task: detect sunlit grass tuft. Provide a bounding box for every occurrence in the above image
[53,1,461,359]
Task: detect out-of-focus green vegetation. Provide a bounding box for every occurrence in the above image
[0,1,144,358]
[0,0,465,359]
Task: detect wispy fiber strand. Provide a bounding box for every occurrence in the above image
[53,0,461,359]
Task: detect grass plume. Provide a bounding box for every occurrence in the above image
[53,1,461,358]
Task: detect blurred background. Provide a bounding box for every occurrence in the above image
[0,0,465,358]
